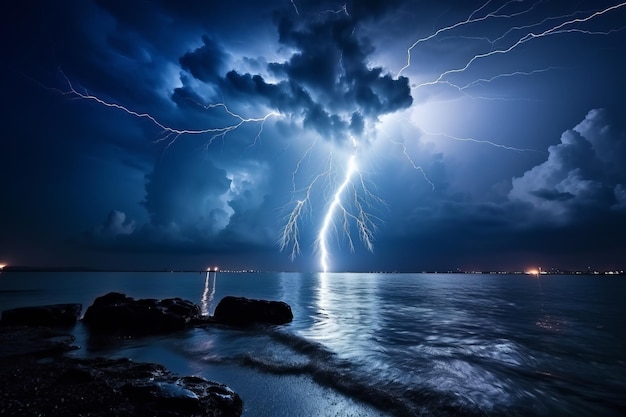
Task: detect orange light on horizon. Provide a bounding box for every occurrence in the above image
[0,263,6,270]
[526,269,539,275]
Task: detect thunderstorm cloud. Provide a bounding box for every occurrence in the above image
[175,4,413,144]
[509,109,626,222]
[138,0,415,252]
[2,0,626,270]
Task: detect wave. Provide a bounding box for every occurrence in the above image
[229,329,494,417]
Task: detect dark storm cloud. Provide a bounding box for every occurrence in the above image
[529,189,575,202]
[294,0,402,21]
[216,5,412,143]
[4,0,626,271]
[143,147,232,232]
[93,210,136,240]
[509,109,626,222]
[88,143,277,254]
[368,107,626,271]
[179,36,227,83]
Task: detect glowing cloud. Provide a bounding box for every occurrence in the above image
[50,1,626,272]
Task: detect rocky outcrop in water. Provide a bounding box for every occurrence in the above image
[82,292,293,332]
[1,303,82,327]
[213,296,293,326]
[0,291,297,417]
[82,292,201,334]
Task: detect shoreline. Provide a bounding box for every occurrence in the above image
[0,325,243,417]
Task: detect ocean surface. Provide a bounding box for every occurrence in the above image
[1,271,625,416]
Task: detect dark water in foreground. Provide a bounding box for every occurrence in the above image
[1,271,625,416]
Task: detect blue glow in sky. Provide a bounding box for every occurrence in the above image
[1,0,626,271]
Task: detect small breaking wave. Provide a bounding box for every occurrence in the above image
[230,329,493,417]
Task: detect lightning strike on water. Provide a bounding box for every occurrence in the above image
[317,151,359,273]
[280,133,379,272]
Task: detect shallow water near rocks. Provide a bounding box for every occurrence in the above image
[2,271,625,416]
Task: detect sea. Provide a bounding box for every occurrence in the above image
[1,271,625,417]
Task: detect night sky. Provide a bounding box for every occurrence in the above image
[2,0,625,272]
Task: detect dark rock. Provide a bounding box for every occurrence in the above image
[213,296,293,326]
[1,303,82,327]
[0,326,77,359]
[0,355,243,417]
[83,292,201,334]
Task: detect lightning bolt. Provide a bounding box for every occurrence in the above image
[280,135,380,272]
[416,127,541,153]
[317,142,360,273]
[405,2,626,90]
[291,0,300,16]
[279,154,329,261]
[397,0,545,77]
[459,67,563,91]
[387,137,435,190]
[317,154,357,272]
[50,1,624,273]
[308,2,624,271]
[56,71,280,149]
[316,137,381,272]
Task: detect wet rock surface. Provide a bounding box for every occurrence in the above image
[0,326,78,359]
[1,303,82,327]
[213,296,293,326]
[83,292,201,334]
[0,326,243,417]
[0,293,295,416]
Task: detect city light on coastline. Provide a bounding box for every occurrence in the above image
[0,264,6,270]
[525,267,549,276]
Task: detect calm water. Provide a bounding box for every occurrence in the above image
[1,271,625,416]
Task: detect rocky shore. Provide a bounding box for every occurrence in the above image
[0,293,293,417]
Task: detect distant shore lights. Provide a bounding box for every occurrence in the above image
[525,267,546,276]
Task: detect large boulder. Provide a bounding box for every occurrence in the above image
[213,296,293,326]
[82,292,201,334]
[1,303,82,327]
